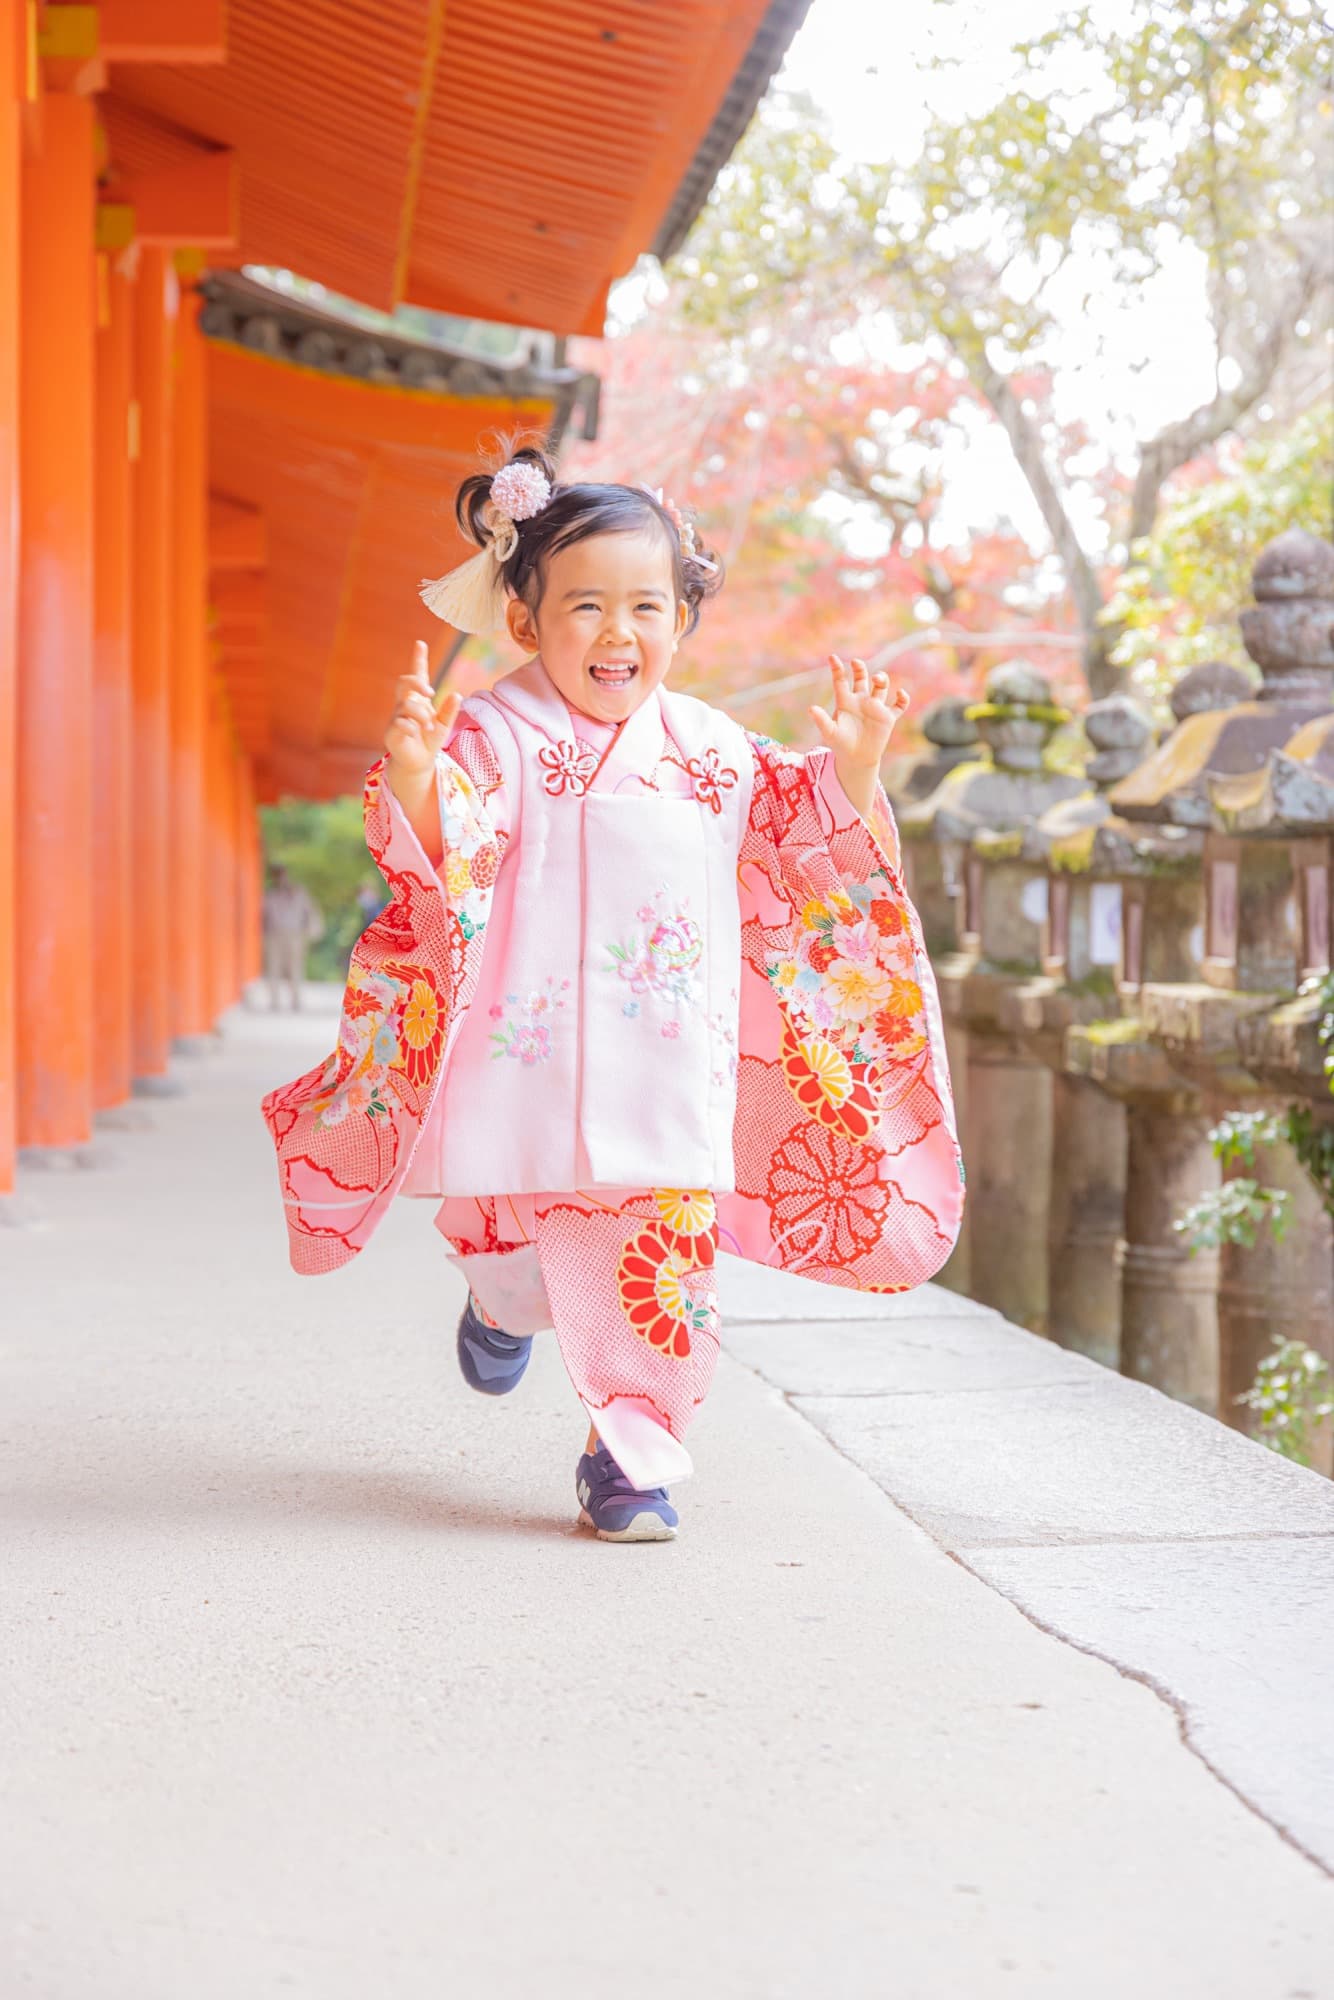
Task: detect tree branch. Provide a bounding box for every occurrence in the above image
[1128,261,1318,548]
[962,343,1109,636]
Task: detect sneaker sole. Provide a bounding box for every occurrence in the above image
[578,1506,677,1544]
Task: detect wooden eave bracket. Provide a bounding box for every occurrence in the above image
[99,0,227,63]
[108,146,237,248]
[36,4,105,94]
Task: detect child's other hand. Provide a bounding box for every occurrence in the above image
[808,654,908,768]
[385,641,461,776]
[808,654,909,818]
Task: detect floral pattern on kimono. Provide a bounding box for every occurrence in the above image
[261,684,963,1473]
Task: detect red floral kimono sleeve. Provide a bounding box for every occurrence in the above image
[720,733,963,1292]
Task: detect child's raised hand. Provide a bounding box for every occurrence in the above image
[385,640,461,776]
[808,654,909,821]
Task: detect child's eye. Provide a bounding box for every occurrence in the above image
[637,603,662,614]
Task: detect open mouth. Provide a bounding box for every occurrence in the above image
[588,661,639,689]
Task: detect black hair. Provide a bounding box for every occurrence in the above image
[454,442,723,637]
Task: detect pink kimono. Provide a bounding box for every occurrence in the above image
[261,659,963,1485]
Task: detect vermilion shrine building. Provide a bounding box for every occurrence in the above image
[1,0,805,1194]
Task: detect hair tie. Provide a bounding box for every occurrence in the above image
[419,460,554,631]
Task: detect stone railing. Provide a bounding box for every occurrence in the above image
[894,530,1334,1475]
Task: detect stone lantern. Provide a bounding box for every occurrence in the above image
[1058,667,1252,1410]
[1095,531,1334,1434]
[996,694,1155,1366]
[888,696,980,957]
[1038,694,1156,986]
[902,660,1084,1323]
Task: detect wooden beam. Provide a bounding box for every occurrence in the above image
[98,0,226,64]
[212,574,266,625]
[116,147,236,248]
[208,492,266,570]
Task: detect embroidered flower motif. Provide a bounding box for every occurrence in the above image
[510,1024,551,1065]
[686,746,739,816]
[767,1123,890,1266]
[706,1007,740,1085]
[779,1016,881,1143]
[617,1221,717,1359]
[444,851,473,900]
[606,886,703,1011]
[489,978,568,1064]
[661,1020,681,1040]
[825,957,894,1023]
[538,740,599,798]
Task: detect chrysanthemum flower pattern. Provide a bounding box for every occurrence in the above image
[651,1187,718,1265]
[617,1211,720,1359]
[767,1121,891,1265]
[779,1016,880,1143]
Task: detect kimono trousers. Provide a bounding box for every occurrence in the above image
[261,658,965,1489]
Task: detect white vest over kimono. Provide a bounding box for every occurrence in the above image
[406,659,754,1197]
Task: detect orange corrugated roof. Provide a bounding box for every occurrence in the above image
[207,339,555,800]
[106,0,785,335]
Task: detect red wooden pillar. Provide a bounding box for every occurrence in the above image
[169,287,209,1038]
[203,679,228,1021]
[217,729,241,1012]
[92,252,136,1110]
[236,753,262,986]
[0,1,20,1191]
[129,247,177,1082]
[16,93,96,1150]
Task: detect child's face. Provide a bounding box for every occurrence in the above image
[506,528,689,725]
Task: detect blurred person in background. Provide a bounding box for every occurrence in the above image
[262,865,323,1012]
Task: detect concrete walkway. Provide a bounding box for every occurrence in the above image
[3,992,1333,1999]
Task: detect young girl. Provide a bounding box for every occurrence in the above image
[262,446,962,1542]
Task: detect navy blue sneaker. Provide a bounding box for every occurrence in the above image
[456,1295,534,1396]
[575,1439,679,1542]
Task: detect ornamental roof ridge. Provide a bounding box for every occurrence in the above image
[198,271,600,448]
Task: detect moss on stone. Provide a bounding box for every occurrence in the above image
[1064,967,1119,1000]
[974,828,1025,861]
[1049,826,1097,874]
[1078,1015,1144,1046]
[965,701,1071,726]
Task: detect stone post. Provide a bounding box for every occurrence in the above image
[1111,532,1334,1439]
[905,661,1085,1327]
[1000,694,1155,1365]
[890,697,980,959]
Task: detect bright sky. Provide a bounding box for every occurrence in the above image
[762,0,1225,555]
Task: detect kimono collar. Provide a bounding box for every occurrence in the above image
[490,656,668,795]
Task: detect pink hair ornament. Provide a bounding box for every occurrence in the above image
[419,460,554,633]
[641,485,719,573]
